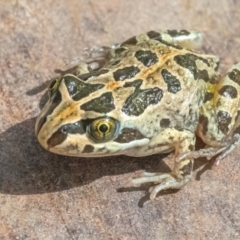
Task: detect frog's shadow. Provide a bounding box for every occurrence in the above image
[0,117,213,197]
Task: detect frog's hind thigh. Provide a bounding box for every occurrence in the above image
[196,63,240,163]
[121,30,203,49]
[213,63,240,162]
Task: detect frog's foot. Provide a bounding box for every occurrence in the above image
[125,171,191,200]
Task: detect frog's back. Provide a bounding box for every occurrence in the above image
[78,39,220,135]
[84,37,219,93]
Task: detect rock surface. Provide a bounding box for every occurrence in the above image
[0,1,240,239]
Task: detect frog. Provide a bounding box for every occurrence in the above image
[35,30,240,200]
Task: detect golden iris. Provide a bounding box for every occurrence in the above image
[87,117,119,143]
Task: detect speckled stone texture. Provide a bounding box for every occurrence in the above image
[0,0,240,239]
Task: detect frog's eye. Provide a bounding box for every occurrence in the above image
[87,117,119,143]
[48,78,61,98]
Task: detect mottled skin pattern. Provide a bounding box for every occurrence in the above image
[36,30,240,200]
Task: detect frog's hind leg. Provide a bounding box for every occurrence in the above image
[193,62,240,164]
[121,30,203,50]
[208,62,240,164]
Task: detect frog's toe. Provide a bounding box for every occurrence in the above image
[148,174,189,199]
[125,171,170,187]
[125,171,190,200]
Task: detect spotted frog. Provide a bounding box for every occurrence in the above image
[35,30,240,200]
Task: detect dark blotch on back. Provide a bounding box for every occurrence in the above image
[114,128,145,143]
[228,68,240,85]
[82,144,94,153]
[121,36,138,46]
[80,92,115,113]
[147,31,161,39]
[123,79,143,88]
[203,92,214,103]
[113,66,140,81]
[217,110,232,134]
[174,54,211,80]
[218,85,238,99]
[161,69,181,93]
[160,118,171,128]
[122,87,163,116]
[135,50,158,67]
[198,69,210,82]
[36,90,62,135]
[167,30,190,37]
[64,75,104,101]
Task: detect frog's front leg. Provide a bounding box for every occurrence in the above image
[57,46,115,78]
[125,129,195,200]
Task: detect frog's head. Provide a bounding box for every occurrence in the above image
[35,74,150,157]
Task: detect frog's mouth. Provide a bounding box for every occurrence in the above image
[45,134,150,158]
[44,133,176,158]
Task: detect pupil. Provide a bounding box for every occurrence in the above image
[99,124,108,133]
